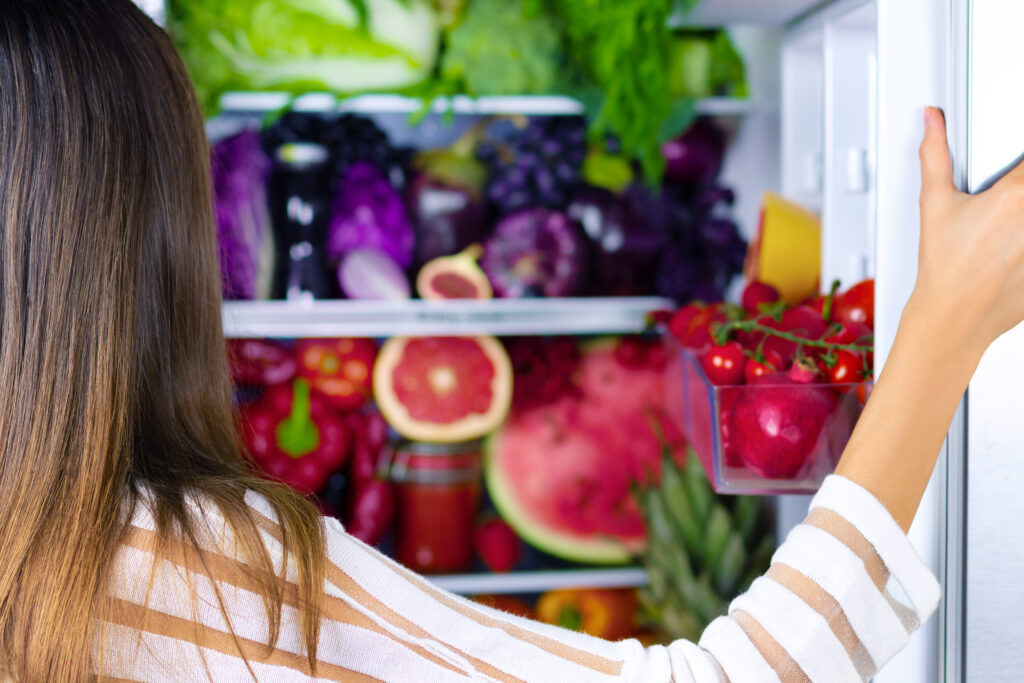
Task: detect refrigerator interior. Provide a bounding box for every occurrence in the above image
[147,0,952,673]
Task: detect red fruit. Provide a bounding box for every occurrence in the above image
[346,479,395,546]
[614,337,648,369]
[668,304,703,344]
[701,342,746,386]
[825,321,872,346]
[825,350,865,385]
[804,295,829,319]
[744,350,784,383]
[787,357,822,384]
[762,305,829,363]
[679,304,727,350]
[473,518,523,573]
[833,279,875,329]
[741,281,781,316]
[731,376,837,478]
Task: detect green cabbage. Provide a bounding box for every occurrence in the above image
[167,0,440,113]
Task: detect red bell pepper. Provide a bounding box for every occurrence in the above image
[240,378,350,494]
[295,338,377,411]
[339,410,395,546]
[228,339,297,386]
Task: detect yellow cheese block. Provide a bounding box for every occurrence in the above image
[743,192,821,305]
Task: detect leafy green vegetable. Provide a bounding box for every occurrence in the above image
[668,30,749,98]
[439,0,565,97]
[167,0,441,113]
[533,0,700,185]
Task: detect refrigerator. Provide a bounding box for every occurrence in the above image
[137,0,1016,679]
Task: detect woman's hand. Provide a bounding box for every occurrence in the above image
[836,106,1024,529]
[912,106,1024,360]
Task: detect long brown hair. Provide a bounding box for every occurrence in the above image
[0,2,325,679]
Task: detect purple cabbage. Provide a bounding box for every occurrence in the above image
[211,130,273,300]
[481,209,587,298]
[327,161,415,268]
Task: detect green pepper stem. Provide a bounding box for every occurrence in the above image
[276,378,321,458]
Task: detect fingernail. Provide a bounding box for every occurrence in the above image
[924,106,933,127]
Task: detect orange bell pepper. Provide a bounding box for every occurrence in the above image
[536,588,638,641]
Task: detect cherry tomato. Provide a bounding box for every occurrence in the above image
[668,304,703,344]
[825,350,865,384]
[857,383,871,405]
[744,350,785,383]
[804,294,829,319]
[825,321,872,346]
[833,279,874,329]
[761,305,829,364]
[701,342,746,385]
[740,281,781,316]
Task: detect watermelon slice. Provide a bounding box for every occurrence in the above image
[485,339,686,564]
[374,336,512,443]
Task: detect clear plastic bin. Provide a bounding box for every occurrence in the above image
[668,348,871,495]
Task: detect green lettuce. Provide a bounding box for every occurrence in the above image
[167,0,440,113]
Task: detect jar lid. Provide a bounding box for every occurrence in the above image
[276,142,329,166]
[393,439,484,456]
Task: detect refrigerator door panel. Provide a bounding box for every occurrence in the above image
[963,2,1024,678]
[873,0,950,680]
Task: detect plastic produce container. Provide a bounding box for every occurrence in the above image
[671,349,871,495]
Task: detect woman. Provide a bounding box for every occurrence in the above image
[0,2,1017,681]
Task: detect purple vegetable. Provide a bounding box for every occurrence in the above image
[567,186,666,296]
[481,209,587,298]
[211,130,273,300]
[407,171,487,266]
[327,161,415,268]
[661,117,726,186]
[337,248,411,300]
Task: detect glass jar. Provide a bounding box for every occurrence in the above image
[390,440,482,574]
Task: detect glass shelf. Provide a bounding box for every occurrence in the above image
[222,297,674,339]
[213,92,754,118]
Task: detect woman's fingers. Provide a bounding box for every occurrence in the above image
[919,107,956,202]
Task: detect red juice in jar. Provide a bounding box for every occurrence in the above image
[391,440,482,574]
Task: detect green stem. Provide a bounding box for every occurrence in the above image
[716,319,873,354]
[276,379,321,459]
[823,279,841,321]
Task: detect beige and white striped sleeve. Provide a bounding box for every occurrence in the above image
[100,475,939,682]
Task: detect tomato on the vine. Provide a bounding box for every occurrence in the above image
[743,350,785,383]
[825,350,865,384]
[701,342,746,385]
[825,321,872,346]
[833,279,874,329]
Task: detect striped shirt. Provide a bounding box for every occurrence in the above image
[97,475,939,682]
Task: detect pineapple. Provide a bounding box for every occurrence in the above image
[634,449,775,642]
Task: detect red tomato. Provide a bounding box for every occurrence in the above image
[701,342,746,385]
[825,321,872,346]
[825,350,865,385]
[761,305,829,364]
[668,304,703,344]
[740,281,781,316]
[857,383,871,405]
[804,294,829,319]
[744,350,785,383]
[833,280,875,329]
